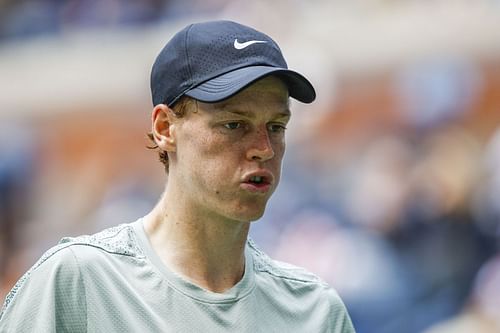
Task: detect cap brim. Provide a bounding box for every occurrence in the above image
[185,66,316,104]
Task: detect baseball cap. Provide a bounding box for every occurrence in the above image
[151,20,316,107]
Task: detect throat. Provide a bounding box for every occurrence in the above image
[143,206,250,293]
[182,254,246,293]
[160,241,247,293]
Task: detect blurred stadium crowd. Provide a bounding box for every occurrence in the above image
[0,0,230,40]
[1,1,500,332]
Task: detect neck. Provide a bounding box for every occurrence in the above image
[143,183,250,293]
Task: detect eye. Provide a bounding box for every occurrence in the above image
[224,122,242,130]
[268,123,287,133]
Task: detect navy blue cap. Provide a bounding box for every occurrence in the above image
[151,20,316,107]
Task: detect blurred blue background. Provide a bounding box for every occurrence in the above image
[1,1,500,332]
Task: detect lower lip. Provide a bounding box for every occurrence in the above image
[240,182,272,193]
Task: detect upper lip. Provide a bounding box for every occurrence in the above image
[242,170,275,185]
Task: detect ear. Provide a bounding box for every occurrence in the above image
[151,104,177,152]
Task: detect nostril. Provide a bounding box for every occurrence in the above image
[247,143,275,162]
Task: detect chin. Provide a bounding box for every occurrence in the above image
[212,195,271,223]
[246,211,266,222]
[228,206,266,223]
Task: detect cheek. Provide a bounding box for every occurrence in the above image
[273,140,286,176]
[180,133,241,182]
[194,136,241,164]
[276,138,286,156]
[272,137,286,161]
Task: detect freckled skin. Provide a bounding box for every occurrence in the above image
[145,76,292,292]
[171,76,290,223]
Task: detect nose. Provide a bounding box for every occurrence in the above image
[246,127,275,162]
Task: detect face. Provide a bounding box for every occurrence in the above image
[169,76,290,222]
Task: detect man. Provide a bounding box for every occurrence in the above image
[0,20,355,332]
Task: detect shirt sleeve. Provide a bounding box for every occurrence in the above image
[327,287,356,333]
[0,246,87,332]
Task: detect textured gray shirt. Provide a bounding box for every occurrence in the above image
[0,220,355,332]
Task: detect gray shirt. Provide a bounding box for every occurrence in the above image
[0,220,355,332]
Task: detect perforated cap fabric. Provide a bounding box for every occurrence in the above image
[151,20,316,106]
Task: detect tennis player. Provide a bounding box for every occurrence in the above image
[0,20,355,332]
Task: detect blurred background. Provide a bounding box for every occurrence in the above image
[1,0,500,332]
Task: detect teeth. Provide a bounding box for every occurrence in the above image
[251,176,263,183]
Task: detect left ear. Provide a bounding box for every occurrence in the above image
[151,104,177,152]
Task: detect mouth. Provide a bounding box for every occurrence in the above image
[241,171,274,193]
[248,175,268,185]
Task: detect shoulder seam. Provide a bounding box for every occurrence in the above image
[59,223,144,258]
[255,267,327,285]
[247,239,326,285]
[61,242,141,258]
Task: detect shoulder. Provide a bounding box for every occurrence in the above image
[23,222,143,277]
[248,238,328,286]
[248,238,345,305]
[58,222,144,258]
[1,222,143,319]
[32,222,146,282]
[247,239,355,331]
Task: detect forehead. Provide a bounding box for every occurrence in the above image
[199,76,290,116]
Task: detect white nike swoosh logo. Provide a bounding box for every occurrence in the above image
[234,39,267,50]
